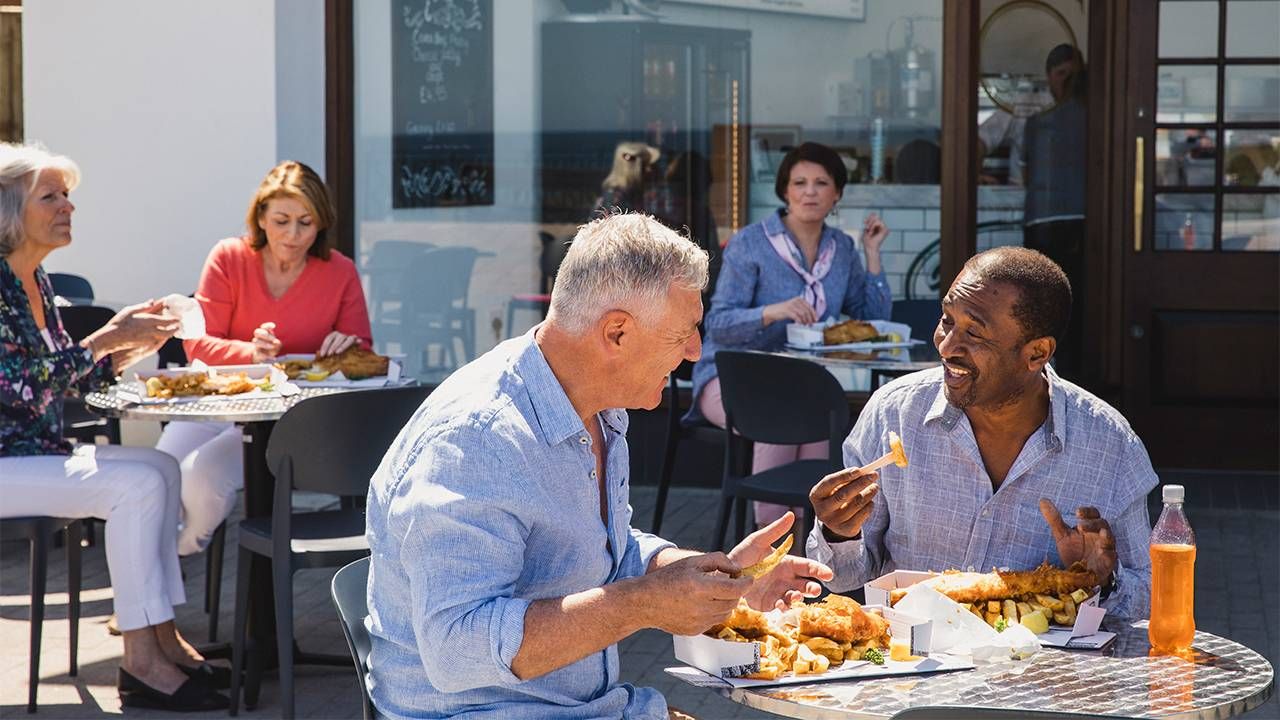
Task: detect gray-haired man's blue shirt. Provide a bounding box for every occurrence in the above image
[807,366,1157,619]
[365,330,674,719]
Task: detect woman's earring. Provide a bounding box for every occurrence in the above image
[828,206,840,222]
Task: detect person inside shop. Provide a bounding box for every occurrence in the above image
[364,212,833,720]
[593,141,661,216]
[1020,43,1088,377]
[155,160,371,558]
[687,141,891,530]
[806,246,1157,620]
[0,141,230,711]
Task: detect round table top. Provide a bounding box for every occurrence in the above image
[721,623,1274,720]
[775,344,940,374]
[84,386,350,424]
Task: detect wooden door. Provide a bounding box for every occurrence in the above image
[1124,0,1279,470]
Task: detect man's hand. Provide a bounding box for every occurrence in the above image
[810,467,879,541]
[635,553,752,636]
[1039,498,1118,586]
[728,512,833,610]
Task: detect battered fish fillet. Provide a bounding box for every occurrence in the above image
[888,562,1098,605]
[799,594,890,644]
[708,600,791,642]
[315,346,390,380]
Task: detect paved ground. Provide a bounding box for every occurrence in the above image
[2,478,1277,719]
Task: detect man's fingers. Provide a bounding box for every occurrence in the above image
[748,511,795,548]
[779,556,834,583]
[1039,498,1072,539]
[696,552,742,576]
[826,477,878,511]
[1098,526,1116,552]
[1076,506,1101,520]
[813,467,876,500]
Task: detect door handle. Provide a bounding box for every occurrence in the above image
[1133,136,1144,252]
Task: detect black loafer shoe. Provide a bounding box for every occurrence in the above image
[179,662,232,690]
[118,668,230,712]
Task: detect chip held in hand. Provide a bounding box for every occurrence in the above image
[741,535,793,578]
[888,431,909,468]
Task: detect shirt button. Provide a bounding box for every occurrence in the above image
[579,436,589,445]
[590,470,598,479]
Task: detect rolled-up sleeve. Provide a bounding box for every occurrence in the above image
[1103,437,1158,619]
[621,528,676,580]
[385,431,533,692]
[705,236,768,345]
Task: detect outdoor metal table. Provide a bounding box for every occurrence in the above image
[713,622,1273,719]
[84,385,371,708]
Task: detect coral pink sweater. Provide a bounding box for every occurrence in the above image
[185,237,372,365]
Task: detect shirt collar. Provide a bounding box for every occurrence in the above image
[765,209,837,258]
[512,328,629,446]
[923,365,1067,452]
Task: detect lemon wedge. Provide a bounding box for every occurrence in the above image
[303,369,331,382]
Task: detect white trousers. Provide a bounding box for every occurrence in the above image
[155,421,243,557]
[0,445,186,632]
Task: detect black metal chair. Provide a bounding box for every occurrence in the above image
[229,385,433,719]
[331,557,380,720]
[1,517,82,713]
[48,272,94,304]
[650,359,723,535]
[712,351,848,552]
[57,305,122,447]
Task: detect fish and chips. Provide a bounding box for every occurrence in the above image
[706,595,893,681]
[144,372,265,399]
[277,346,390,381]
[888,561,1098,632]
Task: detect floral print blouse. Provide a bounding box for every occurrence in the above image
[1,258,114,457]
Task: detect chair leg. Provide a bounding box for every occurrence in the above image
[733,497,748,548]
[273,556,296,720]
[712,496,734,552]
[207,521,227,642]
[66,522,82,677]
[505,303,516,340]
[82,518,96,548]
[229,547,253,717]
[651,431,681,535]
[28,532,49,713]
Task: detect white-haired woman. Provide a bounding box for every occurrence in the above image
[0,142,229,712]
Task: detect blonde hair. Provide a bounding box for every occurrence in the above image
[245,161,336,260]
[550,213,708,334]
[0,142,82,257]
[601,142,659,194]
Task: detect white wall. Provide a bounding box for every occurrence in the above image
[24,1,324,305]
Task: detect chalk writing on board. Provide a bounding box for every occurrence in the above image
[392,0,493,208]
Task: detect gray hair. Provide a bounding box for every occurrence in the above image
[549,213,709,334]
[0,142,82,257]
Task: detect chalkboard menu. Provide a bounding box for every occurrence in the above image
[392,0,494,208]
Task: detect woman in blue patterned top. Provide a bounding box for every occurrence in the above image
[0,143,229,711]
[689,141,893,528]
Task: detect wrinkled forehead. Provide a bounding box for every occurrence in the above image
[943,271,1020,318]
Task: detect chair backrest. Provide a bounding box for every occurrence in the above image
[48,273,94,303]
[892,707,1122,720]
[891,299,941,346]
[537,232,569,295]
[331,557,377,720]
[405,247,481,317]
[715,350,849,447]
[266,385,433,497]
[57,305,116,344]
[364,240,436,270]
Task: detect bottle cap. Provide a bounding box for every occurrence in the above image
[1163,484,1185,503]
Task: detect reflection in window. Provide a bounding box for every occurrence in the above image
[1157,66,1218,123]
[1226,1,1280,58]
[1154,193,1215,251]
[1225,65,1280,122]
[1156,129,1218,187]
[1223,194,1280,251]
[1224,129,1280,187]
[1158,1,1219,58]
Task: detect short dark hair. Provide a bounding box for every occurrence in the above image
[963,246,1072,344]
[1045,43,1082,73]
[774,142,847,203]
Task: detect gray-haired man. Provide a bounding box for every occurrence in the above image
[365,213,833,719]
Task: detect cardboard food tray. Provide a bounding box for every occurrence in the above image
[670,604,973,689]
[865,569,1115,651]
[275,353,403,388]
[121,364,288,405]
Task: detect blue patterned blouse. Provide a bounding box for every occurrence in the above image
[0,259,114,457]
[686,209,892,424]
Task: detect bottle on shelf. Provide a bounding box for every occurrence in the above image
[1149,484,1197,654]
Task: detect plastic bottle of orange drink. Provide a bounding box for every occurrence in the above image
[1149,484,1197,653]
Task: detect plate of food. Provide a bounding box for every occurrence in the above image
[275,346,402,387]
[671,594,972,689]
[785,319,922,351]
[123,363,295,404]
